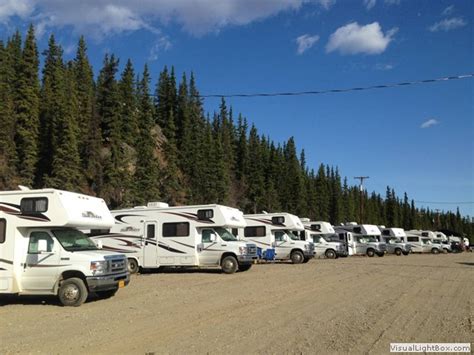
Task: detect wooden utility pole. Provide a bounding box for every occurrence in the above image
[354,176,369,223]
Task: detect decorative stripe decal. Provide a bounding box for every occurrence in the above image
[164,212,215,224]
[27,264,72,268]
[102,245,136,253]
[157,244,187,254]
[172,240,195,249]
[0,258,13,265]
[114,214,146,224]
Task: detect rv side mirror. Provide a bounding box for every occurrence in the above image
[283,234,290,242]
[38,239,49,253]
[96,240,103,249]
[210,233,217,243]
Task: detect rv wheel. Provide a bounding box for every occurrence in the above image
[221,256,238,274]
[395,248,402,256]
[290,250,304,264]
[402,251,409,256]
[58,278,88,307]
[431,248,440,254]
[325,249,336,259]
[128,258,139,274]
[366,249,375,257]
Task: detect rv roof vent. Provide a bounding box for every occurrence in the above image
[299,218,310,222]
[347,222,357,225]
[147,202,169,208]
[133,206,147,209]
[261,210,268,214]
[379,225,386,228]
[18,185,30,191]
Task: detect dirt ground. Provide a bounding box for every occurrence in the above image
[0,253,473,354]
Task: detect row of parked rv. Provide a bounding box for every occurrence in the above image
[0,187,464,307]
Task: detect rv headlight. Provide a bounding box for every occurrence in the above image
[239,246,248,255]
[90,260,108,275]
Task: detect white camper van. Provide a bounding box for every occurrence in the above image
[90,203,257,274]
[402,230,442,254]
[238,213,314,264]
[0,188,129,307]
[334,223,386,257]
[378,228,411,255]
[299,219,348,259]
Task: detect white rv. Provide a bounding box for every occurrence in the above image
[238,213,314,264]
[402,230,442,254]
[299,219,348,259]
[378,228,411,255]
[334,223,386,257]
[90,203,257,274]
[0,188,129,307]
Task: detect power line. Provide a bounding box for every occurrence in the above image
[195,73,474,98]
[414,201,474,205]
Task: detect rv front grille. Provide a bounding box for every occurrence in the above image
[246,244,258,256]
[108,257,127,273]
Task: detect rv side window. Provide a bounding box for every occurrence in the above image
[232,228,238,236]
[312,235,322,243]
[274,231,284,242]
[421,232,429,237]
[353,227,361,234]
[20,197,48,213]
[407,237,418,242]
[147,224,156,239]
[244,226,266,237]
[382,230,390,236]
[162,222,190,237]
[0,219,5,243]
[338,233,345,240]
[28,232,54,253]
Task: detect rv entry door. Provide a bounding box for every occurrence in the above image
[143,221,158,267]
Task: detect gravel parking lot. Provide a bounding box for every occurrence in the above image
[0,253,473,354]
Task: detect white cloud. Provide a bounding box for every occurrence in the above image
[0,0,335,38]
[326,22,398,55]
[296,34,319,54]
[384,0,400,5]
[375,63,394,70]
[442,5,454,16]
[420,119,439,129]
[364,0,376,10]
[429,17,467,32]
[148,36,172,61]
[0,0,34,23]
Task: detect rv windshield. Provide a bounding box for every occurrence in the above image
[215,227,238,242]
[432,240,441,244]
[359,235,377,243]
[53,228,98,251]
[323,234,340,242]
[284,230,300,241]
[387,237,402,244]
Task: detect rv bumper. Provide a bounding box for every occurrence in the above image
[303,250,315,258]
[237,255,257,264]
[86,272,130,292]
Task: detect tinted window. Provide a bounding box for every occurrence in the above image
[274,231,284,241]
[353,227,361,233]
[0,219,5,243]
[202,229,213,243]
[244,226,266,237]
[421,232,429,237]
[20,197,48,213]
[407,237,418,242]
[382,230,390,236]
[28,231,54,253]
[162,222,190,237]
[231,228,238,236]
[147,224,156,239]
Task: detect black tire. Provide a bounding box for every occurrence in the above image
[376,252,385,257]
[302,257,310,263]
[221,255,238,274]
[58,277,88,307]
[238,264,252,272]
[395,248,402,256]
[96,288,118,299]
[325,249,336,259]
[402,251,409,256]
[128,258,139,274]
[366,249,375,257]
[290,250,304,264]
[431,248,440,254]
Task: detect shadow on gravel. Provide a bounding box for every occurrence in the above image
[139,267,223,275]
[456,262,474,266]
[0,293,111,307]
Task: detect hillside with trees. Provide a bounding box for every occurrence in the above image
[0,26,471,235]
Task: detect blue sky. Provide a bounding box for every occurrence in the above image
[1,0,473,216]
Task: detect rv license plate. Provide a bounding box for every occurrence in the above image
[118,280,125,288]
